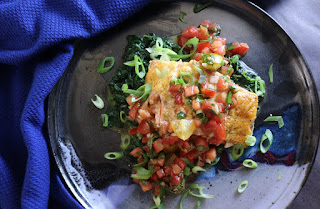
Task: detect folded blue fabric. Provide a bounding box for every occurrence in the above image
[0,0,151,208]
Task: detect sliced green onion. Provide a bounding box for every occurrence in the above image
[254,76,265,96]
[189,184,214,198]
[226,90,233,105]
[268,63,273,83]
[156,37,164,50]
[122,83,152,103]
[179,11,187,23]
[153,195,161,207]
[192,166,206,174]
[277,171,282,181]
[179,72,195,86]
[121,135,131,150]
[260,129,273,153]
[243,159,258,168]
[183,166,191,176]
[245,135,256,146]
[156,66,168,78]
[131,167,153,180]
[196,200,202,209]
[264,115,284,128]
[231,144,244,160]
[147,136,154,149]
[133,152,148,167]
[101,114,108,127]
[119,111,127,123]
[193,2,213,13]
[171,38,199,61]
[194,65,205,84]
[91,94,104,109]
[226,44,236,51]
[97,57,115,73]
[124,55,146,78]
[179,190,189,209]
[177,111,186,119]
[237,180,248,193]
[104,152,123,160]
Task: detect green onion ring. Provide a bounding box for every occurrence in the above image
[237,180,248,193]
[134,55,146,79]
[243,159,258,169]
[97,57,115,73]
[133,152,148,167]
[245,135,256,146]
[122,83,152,103]
[264,115,284,128]
[119,111,127,123]
[179,71,195,86]
[231,144,244,160]
[104,152,123,160]
[171,37,199,61]
[91,94,104,109]
[179,11,187,23]
[120,135,131,150]
[260,129,273,153]
[189,184,214,199]
[192,166,206,174]
[101,114,108,127]
[156,37,164,51]
[179,190,189,209]
[194,65,205,84]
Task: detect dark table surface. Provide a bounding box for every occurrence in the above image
[255,0,320,208]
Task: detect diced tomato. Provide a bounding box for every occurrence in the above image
[162,176,170,183]
[181,141,192,152]
[153,165,161,171]
[216,92,227,105]
[211,39,223,48]
[216,37,226,45]
[200,20,219,32]
[201,118,218,136]
[137,120,151,135]
[209,137,225,145]
[194,53,203,61]
[163,135,179,145]
[198,26,209,40]
[142,145,151,153]
[228,96,238,109]
[182,26,199,38]
[142,136,149,143]
[201,47,211,54]
[173,157,187,169]
[175,93,184,105]
[153,139,165,153]
[137,155,145,164]
[156,169,165,179]
[138,109,151,120]
[216,123,226,140]
[206,148,217,163]
[227,42,249,56]
[197,160,205,167]
[170,175,181,187]
[197,42,211,53]
[172,164,182,175]
[194,118,201,128]
[130,147,143,157]
[217,78,229,91]
[169,83,181,96]
[194,137,208,152]
[186,149,200,160]
[129,103,139,120]
[212,114,223,123]
[192,100,201,111]
[202,88,216,97]
[220,66,233,76]
[154,184,161,196]
[184,85,199,97]
[139,181,153,192]
[129,127,138,135]
[177,35,189,48]
[164,166,172,176]
[150,173,159,182]
[202,100,217,119]
[150,159,158,165]
[158,158,165,166]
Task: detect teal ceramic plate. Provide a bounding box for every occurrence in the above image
[48,1,319,208]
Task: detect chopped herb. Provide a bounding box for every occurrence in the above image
[264,115,284,128]
[193,2,213,13]
[192,166,206,174]
[91,94,104,109]
[121,135,131,150]
[269,63,273,83]
[179,11,187,23]
[226,44,236,51]
[177,111,187,119]
[197,200,202,209]
[101,113,108,127]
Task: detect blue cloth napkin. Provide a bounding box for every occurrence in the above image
[0,0,151,208]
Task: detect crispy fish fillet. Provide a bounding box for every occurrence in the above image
[146,60,258,145]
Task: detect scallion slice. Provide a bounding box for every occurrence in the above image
[193,2,213,13]
[104,152,123,160]
[97,57,115,73]
[156,66,168,78]
[194,65,205,84]
[268,63,273,83]
[196,200,202,209]
[243,159,258,168]
[121,135,131,150]
[226,90,233,105]
[245,135,256,146]
[277,171,282,181]
[153,195,161,207]
[179,11,187,23]
[179,72,195,86]
[131,167,153,180]
[231,144,244,160]
[260,129,273,153]
[189,184,214,198]
[237,180,248,193]
[91,94,104,109]
[119,111,127,123]
[177,111,186,119]
[226,44,236,51]
[179,190,189,209]
[101,114,108,127]
[171,38,199,61]
[264,115,284,128]
[254,76,265,96]
[133,152,148,167]
[124,55,146,78]
[122,83,152,103]
[192,166,206,174]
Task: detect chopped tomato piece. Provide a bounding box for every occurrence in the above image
[150,173,159,182]
[194,118,201,128]
[177,35,190,48]
[202,88,216,97]
[194,137,208,152]
[153,165,161,171]
[138,109,151,120]
[202,100,217,119]
[182,26,199,38]
[158,158,165,166]
[137,120,151,135]
[216,123,226,140]
[204,148,217,164]
[215,92,227,105]
[142,145,151,153]
[220,66,233,76]
[169,83,181,96]
[170,175,181,187]
[197,42,211,53]
[186,149,200,160]
[129,103,139,120]
[197,26,209,40]
[142,136,149,143]
[163,136,179,145]
[175,93,184,105]
[194,53,203,61]
[164,166,172,176]
[184,85,199,97]
[173,157,187,169]
[200,20,220,32]
[154,184,161,196]
[209,137,225,145]
[156,169,165,179]
[130,147,143,158]
[172,164,182,175]
[227,42,249,56]
[139,181,153,192]
[201,118,218,135]
[129,127,138,135]
[153,139,165,153]
[217,78,229,91]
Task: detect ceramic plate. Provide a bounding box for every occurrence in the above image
[47,0,320,208]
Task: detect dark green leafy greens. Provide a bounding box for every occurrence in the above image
[106,34,181,128]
